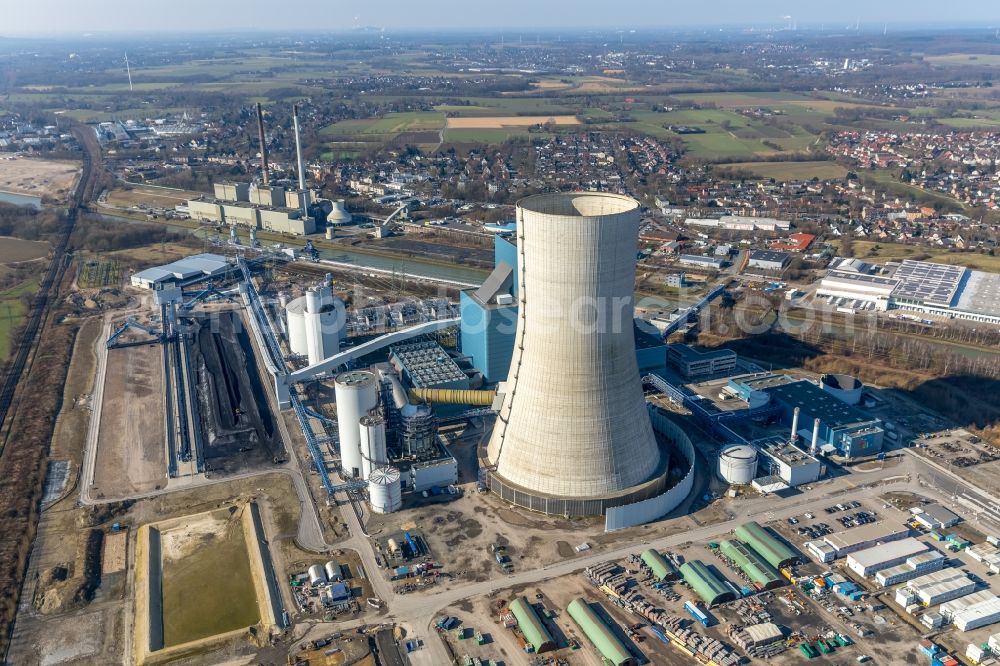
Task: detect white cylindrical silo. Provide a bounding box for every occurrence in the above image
[486,193,661,505]
[285,296,309,356]
[335,371,379,479]
[718,445,758,485]
[368,467,402,514]
[359,409,388,480]
[308,564,327,585]
[303,285,345,366]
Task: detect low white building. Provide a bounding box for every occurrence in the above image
[847,537,929,577]
[815,271,899,312]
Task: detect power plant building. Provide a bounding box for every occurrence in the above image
[459,235,521,384]
[483,193,670,517]
[668,344,737,379]
[727,376,884,458]
[754,436,822,487]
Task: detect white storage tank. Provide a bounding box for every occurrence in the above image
[335,371,379,479]
[308,564,327,585]
[359,409,388,480]
[285,296,309,357]
[324,560,342,581]
[718,444,758,485]
[368,467,402,514]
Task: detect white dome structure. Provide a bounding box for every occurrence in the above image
[485,193,667,516]
[718,445,758,485]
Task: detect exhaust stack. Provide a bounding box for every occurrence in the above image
[256,103,270,185]
[790,406,800,444]
[810,418,820,455]
[292,104,308,219]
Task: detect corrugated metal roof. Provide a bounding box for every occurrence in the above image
[641,548,677,581]
[509,597,554,653]
[720,539,781,588]
[680,560,734,607]
[566,598,635,666]
[734,521,799,569]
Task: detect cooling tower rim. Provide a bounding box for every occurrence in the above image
[516,191,640,218]
[480,434,673,505]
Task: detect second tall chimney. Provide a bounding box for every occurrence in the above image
[256,102,269,185]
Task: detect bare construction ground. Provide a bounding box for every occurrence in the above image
[0,156,80,201]
[93,343,166,499]
[105,185,205,210]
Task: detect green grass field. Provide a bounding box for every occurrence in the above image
[853,241,1000,272]
[0,277,41,363]
[720,160,847,180]
[320,111,444,142]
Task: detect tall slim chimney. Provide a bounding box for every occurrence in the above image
[790,406,800,444]
[292,104,308,219]
[810,418,821,454]
[256,103,270,185]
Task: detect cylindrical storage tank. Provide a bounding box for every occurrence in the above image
[368,467,402,514]
[335,371,379,479]
[285,296,309,356]
[718,445,758,485]
[820,373,864,406]
[486,193,661,503]
[359,410,388,480]
[308,564,327,585]
[324,560,341,581]
[748,390,770,410]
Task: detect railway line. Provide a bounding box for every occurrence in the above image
[0,126,98,443]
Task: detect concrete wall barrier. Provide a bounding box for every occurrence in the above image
[604,407,696,531]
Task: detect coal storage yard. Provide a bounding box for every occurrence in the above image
[187,311,285,474]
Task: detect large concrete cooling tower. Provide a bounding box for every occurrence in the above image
[484,192,666,516]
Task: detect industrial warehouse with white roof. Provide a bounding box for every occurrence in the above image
[815,258,1000,323]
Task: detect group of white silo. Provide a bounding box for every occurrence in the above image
[285,279,345,367]
[333,370,402,514]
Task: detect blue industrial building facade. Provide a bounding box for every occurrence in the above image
[460,290,517,383]
[728,375,884,458]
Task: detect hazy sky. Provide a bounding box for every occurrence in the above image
[3,0,1000,35]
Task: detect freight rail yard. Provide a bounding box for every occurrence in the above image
[12,191,1000,666]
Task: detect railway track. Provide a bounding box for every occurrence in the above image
[0,126,98,443]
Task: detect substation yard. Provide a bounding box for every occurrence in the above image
[187,310,285,475]
[92,341,167,499]
[133,503,281,665]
